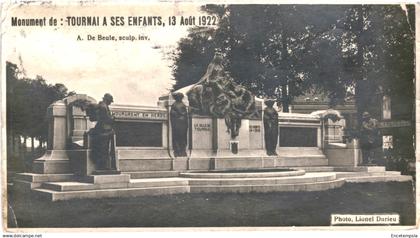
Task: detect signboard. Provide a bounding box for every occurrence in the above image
[112,110,167,121]
[379,120,411,128]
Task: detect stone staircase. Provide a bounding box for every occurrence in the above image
[186,172,345,193]
[13,166,412,201]
[34,177,190,201]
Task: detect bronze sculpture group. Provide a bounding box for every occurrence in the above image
[169,52,279,157]
[187,53,259,139]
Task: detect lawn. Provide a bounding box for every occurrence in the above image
[7,181,415,228]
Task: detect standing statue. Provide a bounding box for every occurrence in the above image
[263,99,279,156]
[89,93,117,171]
[170,92,188,157]
[360,111,381,165]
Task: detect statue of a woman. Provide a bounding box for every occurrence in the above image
[170,92,188,157]
[263,99,279,156]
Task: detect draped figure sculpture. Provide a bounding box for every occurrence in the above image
[263,99,279,156]
[170,92,188,157]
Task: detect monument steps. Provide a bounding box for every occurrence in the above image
[14,173,76,183]
[41,178,189,192]
[124,171,180,179]
[341,175,413,183]
[180,169,306,179]
[25,168,413,201]
[33,179,346,201]
[275,157,328,167]
[13,173,78,190]
[333,166,386,172]
[130,178,189,188]
[187,173,337,186]
[33,186,190,201]
[335,171,401,179]
[41,181,129,192]
[287,166,335,172]
[189,179,346,193]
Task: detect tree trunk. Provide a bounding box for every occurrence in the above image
[280,30,290,113]
[17,135,23,158]
[354,6,367,129]
[11,133,15,154]
[281,84,289,112]
[31,136,35,153]
[23,136,27,155]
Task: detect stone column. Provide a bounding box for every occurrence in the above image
[70,106,89,144]
[33,101,71,174]
[317,125,322,148]
[63,94,96,146]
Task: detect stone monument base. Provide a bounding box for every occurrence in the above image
[92,170,121,175]
[32,150,71,174]
[68,150,94,176]
[172,157,189,171]
[19,165,412,201]
[117,148,172,171]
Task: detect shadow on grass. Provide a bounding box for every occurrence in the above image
[8,181,415,228]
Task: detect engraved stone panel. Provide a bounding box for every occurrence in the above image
[279,127,317,147]
[114,121,162,147]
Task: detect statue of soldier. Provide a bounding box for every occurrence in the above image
[170,92,188,157]
[89,93,117,171]
[263,99,279,156]
[360,111,381,165]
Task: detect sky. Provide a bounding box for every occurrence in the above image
[3,3,203,106]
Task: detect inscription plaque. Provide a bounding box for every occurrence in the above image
[194,123,211,132]
[114,121,162,147]
[279,127,317,147]
[112,110,167,120]
[249,125,261,133]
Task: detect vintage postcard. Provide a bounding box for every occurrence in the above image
[1,0,418,236]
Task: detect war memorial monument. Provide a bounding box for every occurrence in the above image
[14,53,412,201]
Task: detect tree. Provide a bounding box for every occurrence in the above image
[172,5,348,111]
[7,61,75,167]
[172,5,414,118]
[6,62,21,154]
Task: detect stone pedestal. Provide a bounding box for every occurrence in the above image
[81,173,130,187]
[172,157,188,171]
[64,94,97,146]
[32,94,97,174]
[188,116,215,170]
[68,149,95,176]
[187,116,267,170]
[117,148,172,171]
[33,101,70,174]
[32,150,71,174]
[92,170,121,175]
[325,139,362,167]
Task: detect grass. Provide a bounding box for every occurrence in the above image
[7,181,415,228]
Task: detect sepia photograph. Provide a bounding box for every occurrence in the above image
[2,1,417,234]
